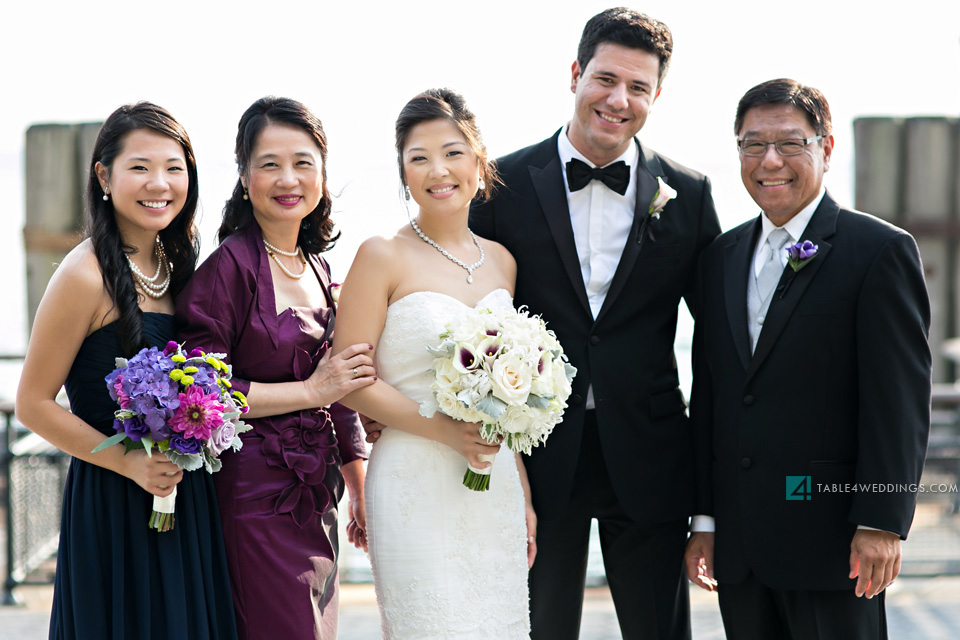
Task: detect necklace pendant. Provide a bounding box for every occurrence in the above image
[466,274,473,284]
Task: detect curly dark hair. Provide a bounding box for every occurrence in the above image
[394,87,498,201]
[86,102,199,356]
[577,8,673,87]
[217,96,339,253]
[734,78,833,138]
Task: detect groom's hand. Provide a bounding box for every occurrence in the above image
[361,413,384,443]
[849,529,901,598]
[684,532,717,591]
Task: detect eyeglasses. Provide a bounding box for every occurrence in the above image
[737,136,824,157]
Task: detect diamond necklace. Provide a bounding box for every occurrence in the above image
[409,218,484,284]
[126,238,171,299]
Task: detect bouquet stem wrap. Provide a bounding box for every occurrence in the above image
[464,452,498,491]
[149,487,177,532]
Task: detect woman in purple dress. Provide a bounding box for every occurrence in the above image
[175,97,375,640]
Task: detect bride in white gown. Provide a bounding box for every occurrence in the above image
[333,88,534,639]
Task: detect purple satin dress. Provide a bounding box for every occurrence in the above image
[175,223,366,640]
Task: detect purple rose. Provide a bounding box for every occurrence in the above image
[169,435,202,455]
[786,240,819,272]
[121,415,151,442]
[188,348,205,359]
[163,341,179,356]
[208,421,237,456]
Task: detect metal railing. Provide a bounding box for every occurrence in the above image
[1,401,70,605]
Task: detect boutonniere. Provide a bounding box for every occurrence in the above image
[647,177,677,220]
[778,241,819,299]
[329,282,341,307]
[786,240,819,272]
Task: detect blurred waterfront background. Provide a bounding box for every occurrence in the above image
[1,0,960,634]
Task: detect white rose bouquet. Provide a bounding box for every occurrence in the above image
[420,306,577,491]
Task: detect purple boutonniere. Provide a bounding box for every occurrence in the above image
[329,282,341,306]
[778,240,819,299]
[786,240,819,272]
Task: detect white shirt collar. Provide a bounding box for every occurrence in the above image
[557,123,639,192]
[758,186,826,249]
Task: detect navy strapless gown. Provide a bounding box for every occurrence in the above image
[49,313,237,640]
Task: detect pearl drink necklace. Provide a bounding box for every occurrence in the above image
[127,237,171,299]
[409,218,484,284]
[263,238,307,280]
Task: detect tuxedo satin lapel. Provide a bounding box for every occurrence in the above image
[595,142,660,325]
[529,155,591,317]
[725,221,760,371]
[746,197,840,381]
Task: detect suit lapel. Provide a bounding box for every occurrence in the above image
[746,195,839,381]
[595,141,660,325]
[724,220,760,371]
[528,139,591,317]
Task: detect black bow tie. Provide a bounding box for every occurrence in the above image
[565,158,630,196]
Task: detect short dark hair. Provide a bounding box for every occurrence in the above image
[218,96,339,254]
[734,78,833,137]
[394,88,498,200]
[577,8,673,86]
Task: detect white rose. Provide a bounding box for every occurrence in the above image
[491,352,533,405]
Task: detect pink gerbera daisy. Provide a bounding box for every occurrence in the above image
[170,385,223,441]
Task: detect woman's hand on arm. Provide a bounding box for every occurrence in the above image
[242,342,376,419]
[342,458,367,551]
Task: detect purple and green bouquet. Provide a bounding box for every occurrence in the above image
[93,341,251,531]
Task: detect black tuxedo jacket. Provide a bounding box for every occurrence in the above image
[471,129,721,522]
[691,192,932,590]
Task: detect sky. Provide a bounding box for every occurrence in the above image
[0,0,958,369]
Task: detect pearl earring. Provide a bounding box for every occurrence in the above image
[478,177,485,191]
[102,190,109,202]
[404,185,411,201]
[242,189,249,201]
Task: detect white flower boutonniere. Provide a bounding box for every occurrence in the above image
[648,177,677,220]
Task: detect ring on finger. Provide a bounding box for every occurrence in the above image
[352,368,359,378]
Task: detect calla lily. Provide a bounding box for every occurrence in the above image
[648,176,678,219]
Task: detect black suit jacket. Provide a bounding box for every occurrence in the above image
[690,192,931,590]
[471,129,721,522]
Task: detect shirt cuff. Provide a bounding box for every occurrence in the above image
[690,515,715,533]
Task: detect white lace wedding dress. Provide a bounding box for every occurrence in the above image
[365,288,530,639]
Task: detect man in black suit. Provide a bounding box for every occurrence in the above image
[684,78,931,639]
[470,8,720,639]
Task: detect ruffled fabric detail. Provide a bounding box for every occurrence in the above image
[259,341,340,528]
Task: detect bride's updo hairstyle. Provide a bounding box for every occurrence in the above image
[394,88,499,201]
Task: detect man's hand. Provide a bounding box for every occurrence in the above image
[849,529,901,598]
[684,531,717,591]
[360,413,384,444]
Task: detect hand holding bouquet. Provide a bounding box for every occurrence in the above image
[93,341,251,531]
[420,306,576,491]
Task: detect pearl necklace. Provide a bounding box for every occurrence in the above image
[127,238,171,299]
[263,239,307,279]
[409,218,484,284]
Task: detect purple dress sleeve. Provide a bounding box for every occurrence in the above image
[175,238,255,395]
[328,402,367,464]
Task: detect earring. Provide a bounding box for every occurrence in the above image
[478,177,485,191]
[404,185,411,201]
[242,189,249,201]
[102,189,109,202]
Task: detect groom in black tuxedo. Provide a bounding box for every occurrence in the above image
[684,79,931,639]
[470,8,720,639]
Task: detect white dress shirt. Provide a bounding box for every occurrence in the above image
[558,125,639,410]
